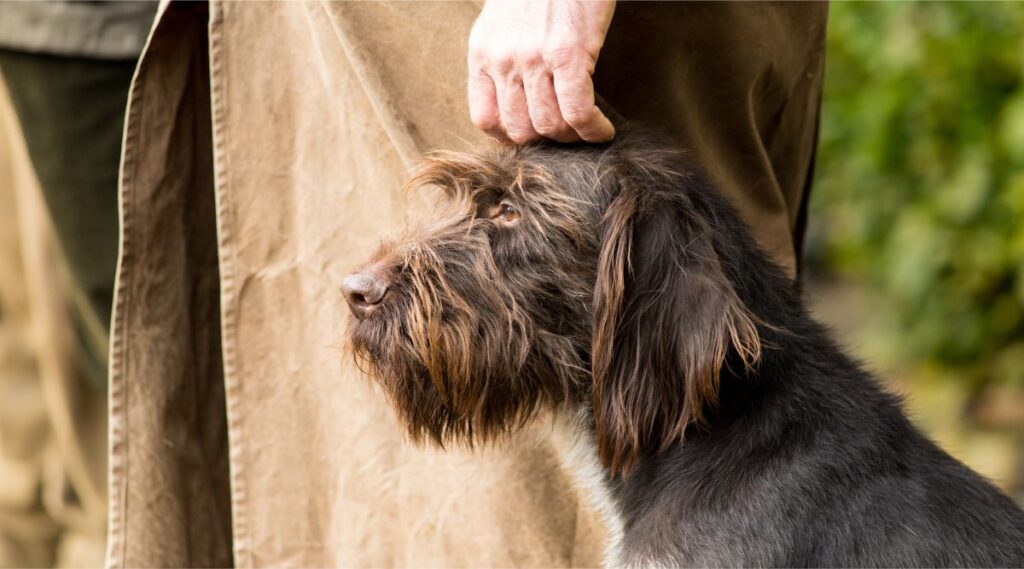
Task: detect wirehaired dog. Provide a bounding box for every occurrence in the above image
[343,130,1024,567]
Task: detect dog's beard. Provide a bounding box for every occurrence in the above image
[348,286,546,446]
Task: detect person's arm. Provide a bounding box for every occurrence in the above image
[468,0,616,144]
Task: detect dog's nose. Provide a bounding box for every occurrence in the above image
[342,270,389,319]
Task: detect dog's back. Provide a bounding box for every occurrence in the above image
[611,327,1024,567]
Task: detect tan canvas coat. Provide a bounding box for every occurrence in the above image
[106,2,826,567]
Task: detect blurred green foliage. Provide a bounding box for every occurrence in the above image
[812,3,1024,390]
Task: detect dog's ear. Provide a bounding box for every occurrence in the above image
[592,169,761,475]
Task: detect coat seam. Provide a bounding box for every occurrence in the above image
[208,2,250,566]
[103,2,162,563]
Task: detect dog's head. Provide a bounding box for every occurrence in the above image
[345,135,762,474]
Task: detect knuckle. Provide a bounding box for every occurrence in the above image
[471,37,515,71]
[531,116,561,136]
[516,44,545,68]
[467,47,487,68]
[561,105,595,127]
[543,43,588,70]
[472,113,500,132]
[503,122,536,144]
[488,53,516,78]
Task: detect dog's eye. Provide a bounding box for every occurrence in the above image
[490,202,521,225]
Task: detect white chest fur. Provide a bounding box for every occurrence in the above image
[549,408,626,568]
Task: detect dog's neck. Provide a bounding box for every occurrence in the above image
[550,325,837,568]
[550,225,855,567]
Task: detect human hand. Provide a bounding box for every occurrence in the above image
[468,0,616,145]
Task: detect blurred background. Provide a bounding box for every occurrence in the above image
[0,2,1022,567]
[807,2,1024,504]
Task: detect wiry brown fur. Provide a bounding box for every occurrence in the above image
[591,164,761,473]
[347,132,759,474]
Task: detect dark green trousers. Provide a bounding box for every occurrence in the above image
[0,50,136,389]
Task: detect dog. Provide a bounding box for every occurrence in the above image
[343,129,1024,567]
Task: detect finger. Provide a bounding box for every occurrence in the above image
[494,75,542,145]
[468,71,505,140]
[523,71,580,143]
[552,66,615,143]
